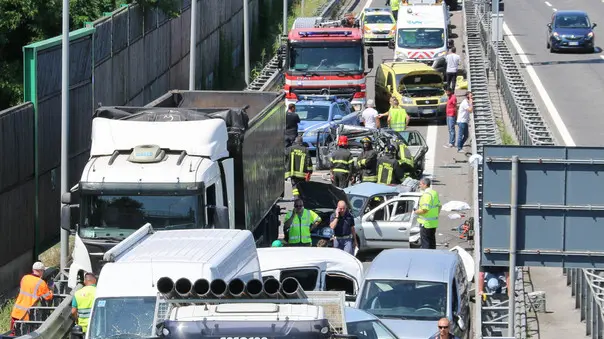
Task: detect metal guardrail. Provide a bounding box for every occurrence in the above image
[475,2,555,146]
[564,268,604,339]
[245,0,343,92]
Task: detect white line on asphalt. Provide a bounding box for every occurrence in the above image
[502,22,576,146]
[423,125,438,179]
[553,8,557,11]
[544,1,552,6]
[600,55,604,60]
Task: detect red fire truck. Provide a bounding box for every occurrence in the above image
[278,16,374,111]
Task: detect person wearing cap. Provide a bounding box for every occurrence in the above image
[10,262,54,334]
[285,136,313,197]
[478,266,510,299]
[376,144,407,185]
[72,272,97,333]
[360,99,379,129]
[330,136,355,188]
[358,137,378,182]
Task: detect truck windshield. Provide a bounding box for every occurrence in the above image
[397,28,445,49]
[80,194,201,240]
[160,319,331,339]
[88,296,156,339]
[358,279,447,321]
[289,43,363,73]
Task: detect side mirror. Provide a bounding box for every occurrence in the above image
[60,205,73,231]
[593,23,597,29]
[546,23,552,29]
[367,53,374,70]
[61,192,72,205]
[388,39,395,49]
[362,213,374,222]
[333,115,343,121]
[70,325,85,339]
[456,315,466,331]
[210,206,229,229]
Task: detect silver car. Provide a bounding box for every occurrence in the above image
[345,307,399,339]
[355,249,471,339]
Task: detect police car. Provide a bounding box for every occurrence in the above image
[360,8,396,43]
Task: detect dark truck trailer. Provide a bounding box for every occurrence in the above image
[145,90,286,243]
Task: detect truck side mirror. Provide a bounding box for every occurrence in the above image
[210,206,230,229]
[593,23,597,29]
[61,192,72,204]
[388,39,395,49]
[60,205,72,231]
[546,23,551,29]
[367,49,374,69]
[70,325,84,339]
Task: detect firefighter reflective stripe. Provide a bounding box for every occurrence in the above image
[11,275,53,321]
[362,175,378,182]
[397,143,414,166]
[74,285,96,333]
[389,108,408,132]
[289,148,309,178]
[286,209,321,244]
[331,150,354,174]
[417,190,441,229]
[377,163,394,184]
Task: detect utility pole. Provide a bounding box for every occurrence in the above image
[60,0,70,274]
[189,0,198,90]
[283,0,288,35]
[491,0,502,83]
[243,0,250,85]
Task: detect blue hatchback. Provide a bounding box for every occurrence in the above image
[547,10,597,53]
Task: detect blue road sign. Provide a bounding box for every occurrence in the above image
[481,146,604,268]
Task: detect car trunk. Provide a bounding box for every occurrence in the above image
[296,181,352,228]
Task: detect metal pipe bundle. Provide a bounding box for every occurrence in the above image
[281,277,308,299]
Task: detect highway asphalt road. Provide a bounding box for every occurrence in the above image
[279,0,475,269]
[503,0,604,146]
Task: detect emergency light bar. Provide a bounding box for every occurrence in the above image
[298,95,338,102]
[298,31,352,37]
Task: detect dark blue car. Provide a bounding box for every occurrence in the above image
[547,10,597,53]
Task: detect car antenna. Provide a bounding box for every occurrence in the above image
[405,258,412,278]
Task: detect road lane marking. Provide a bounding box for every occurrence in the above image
[544,1,552,6]
[423,124,438,179]
[502,22,576,146]
[600,55,604,60]
[553,8,557,11]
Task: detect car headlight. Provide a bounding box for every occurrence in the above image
[439,95,448,103]
[553,32,561,40]
[587,32,594,39]
[435,51,447,58]
[395,51,407,61]
[401,97,413,104]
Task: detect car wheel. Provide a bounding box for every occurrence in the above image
[546,41,550,49]
[588,46,596,53]
[550,43,556,53]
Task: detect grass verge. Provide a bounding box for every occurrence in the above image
[0,236,75,333]
[496,119,517,145]
[250,0,331,82]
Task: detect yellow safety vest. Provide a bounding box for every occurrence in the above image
[285,209,321,244]
[285,146,312,179]
[417,189,441,229]
[397,142,414,167]
[389,107,408,132]
[74,285,96,333]
[391,0,400,11]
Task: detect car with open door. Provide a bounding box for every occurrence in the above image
[315,125,428,179]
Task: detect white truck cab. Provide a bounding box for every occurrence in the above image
[79,226,261,339]
[390,2,451,65]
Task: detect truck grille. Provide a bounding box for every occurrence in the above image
[373,30,390,34]
[416,99,439,105]
[292,87,360,100]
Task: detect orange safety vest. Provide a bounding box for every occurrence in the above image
[11,274,53,321]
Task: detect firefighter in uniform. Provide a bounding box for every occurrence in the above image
[358,137,378,183]
[10,262,54,335]
[72,272,97,334]
[283,198,322,246]
[395,139,416,178]
[285,136,313,197]
[376,144,407,185]
[413,177,442,249]
[330,136,355,188]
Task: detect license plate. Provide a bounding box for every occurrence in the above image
[372,34,387,39]
[423,109,434,114]
[569,41,579,46]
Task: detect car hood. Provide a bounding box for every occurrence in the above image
[400,70,443,87]
[299,120,330,133]
[296,181,351,210]
[553,27,592,36]
[380,319,438,339]
[335,125,423,160]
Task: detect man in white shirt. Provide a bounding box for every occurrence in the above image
[456,91,473,153]
[445,47,461,92]
[360,99,379,129]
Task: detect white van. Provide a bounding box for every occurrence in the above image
[389,3,450,65]
[84,227,261,339]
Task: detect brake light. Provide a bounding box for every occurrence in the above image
[353,92,366,99]
[285,92,298,100]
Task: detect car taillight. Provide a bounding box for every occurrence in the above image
[285,92,298,100]
[353,92,366,98]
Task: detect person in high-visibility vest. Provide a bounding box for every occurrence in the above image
[386,0,401,21]
[357,137,378,182]
[413,178,442,249]
[72,273,97,333]
[376,144,407,185]
[10,261,54,335]
[387,97,410,132]
[285,136,313,197]
[283,198,322,246]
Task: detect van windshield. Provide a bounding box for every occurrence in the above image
[358,279,447,321]
[88,297,156,339]
[397,28,445,49]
